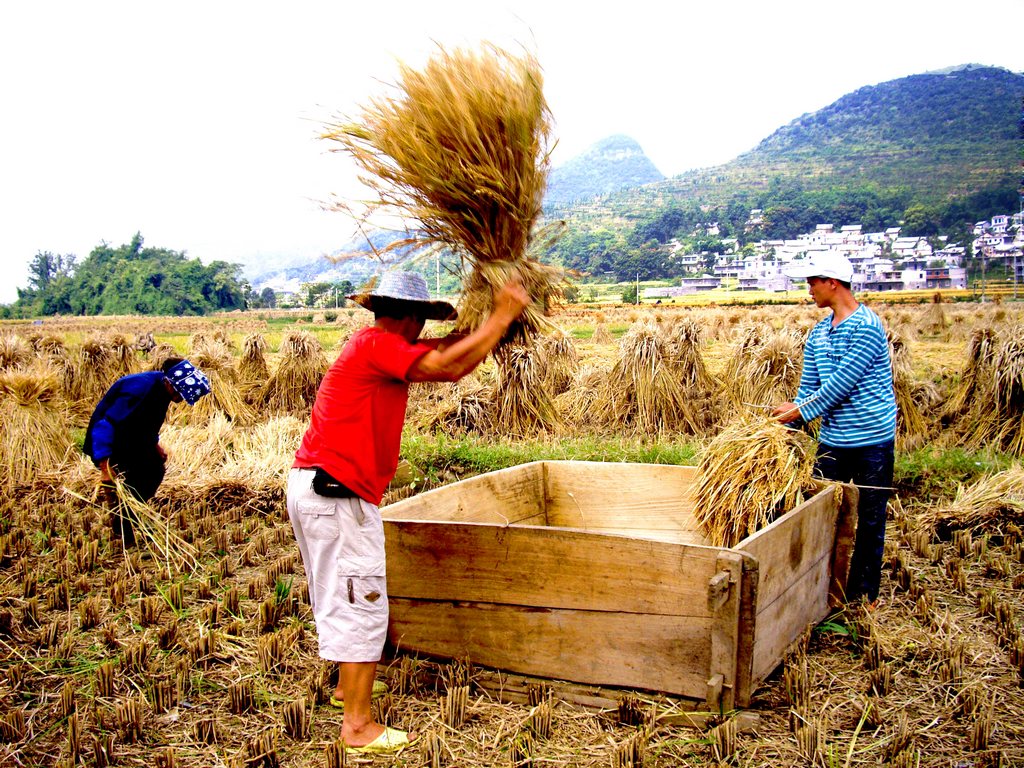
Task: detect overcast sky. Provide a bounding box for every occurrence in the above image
[2,0,1022,304]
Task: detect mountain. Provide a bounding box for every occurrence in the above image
[251,65,1024,289]
[598,65,1024,217]
[545,134,664,205]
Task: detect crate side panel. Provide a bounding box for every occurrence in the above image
[383,462,546,524]
[543,462,705,542]
[388,598,713,698]
[748,556,832,685]
[385,520,721,614]
[734,488,839,608]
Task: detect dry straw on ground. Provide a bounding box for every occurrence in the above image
[321,43,564,345]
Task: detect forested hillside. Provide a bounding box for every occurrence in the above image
[545,65,1024,281]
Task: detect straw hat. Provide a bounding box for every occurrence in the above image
[348,271,457,321]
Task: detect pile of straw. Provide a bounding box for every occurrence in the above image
[0,333,31,370]
[540,329,579,395]
[258,331,328,413]
[321,44,563,345]
[918,465,1024,535]
[724,327,803,410]
[409,377,492,436]
[0,365,74,490]
[238,333,270,386]
[174,339,255,426]
[554,365,608,430]
[942,327,997,420]
[491,343,560,436]
[591,320,691,434]
[667,318,720,433]
[692,415,817,548]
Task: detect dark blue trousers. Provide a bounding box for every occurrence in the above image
[814,440,895,603]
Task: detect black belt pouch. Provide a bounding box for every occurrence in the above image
[311,467,355,498]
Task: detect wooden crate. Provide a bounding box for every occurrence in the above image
[382,460,856,708]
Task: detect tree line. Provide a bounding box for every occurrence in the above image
[2,234,250,318]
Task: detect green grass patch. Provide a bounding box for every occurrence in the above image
[894,445,1014,502]
[400,433,699,486]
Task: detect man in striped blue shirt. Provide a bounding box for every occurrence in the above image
[773,252,897,607]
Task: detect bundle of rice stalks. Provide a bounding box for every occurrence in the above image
[665,317,720,433]
[0,333,32,370]
[721,325,766,386]
[886,327,931,450]
[64,337,125,408]
[409,377,493,436]
[540,329,579,395]
[919,292,948,335]
[170,340,255,426]
[258,331,328,413]
[942,327,997,420]
[148,343,181,372]
[723,327,804,411]
[692,415,818,547]
[667,319,716,393]
[32,334,66,359]
[103,478,199,574]
[953,324,1024,455]
[591,321,694,434]
[238,333,270,387]
[321,44,564,345]
[554,364,608,430]
[591,322,613,344]
[106,333,140,378]
[491,343,560,436]
[917,466,1024,536]
[0,365,75,490]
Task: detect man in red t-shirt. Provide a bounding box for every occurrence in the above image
[288,270,528,754]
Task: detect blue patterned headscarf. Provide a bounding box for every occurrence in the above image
[165,359,212,406]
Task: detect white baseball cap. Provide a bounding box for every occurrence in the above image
[783,252,854,283]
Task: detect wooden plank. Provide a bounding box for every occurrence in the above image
[733,555,759,708]
[828,483,859,606]
[748,556,831,685]
[707,551,743,711]
[387,598,713,698]
[734,487,839,608]
[543,462,705,542]
[385,520,721,615]
[382,462,546,524]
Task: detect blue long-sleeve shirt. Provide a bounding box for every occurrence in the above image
[83,371,173,465]
[795,304,897,448]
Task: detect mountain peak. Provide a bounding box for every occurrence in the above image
[545,135,664,207]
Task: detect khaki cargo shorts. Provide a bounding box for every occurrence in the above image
[286,468,388,662]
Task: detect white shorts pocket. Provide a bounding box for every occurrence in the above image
[295,499,340,540]
[343,574,389,616]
